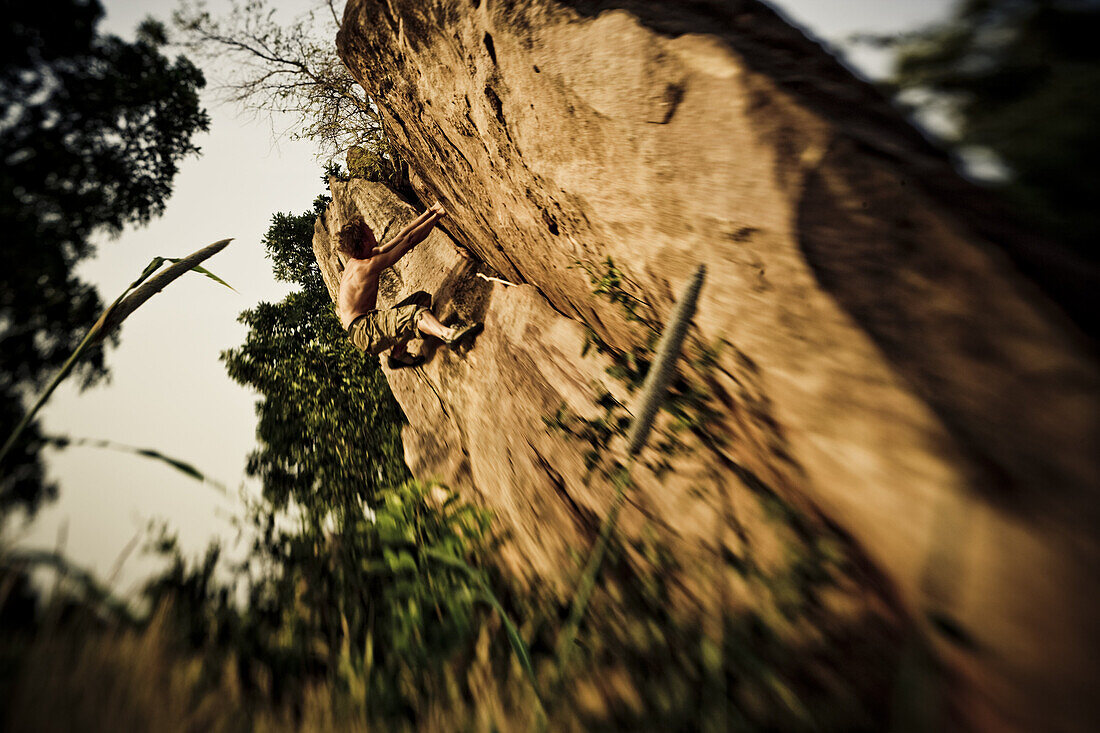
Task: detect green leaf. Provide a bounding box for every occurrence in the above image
[133,448,205,482]
[166,257,238,292]
[45,435,227,494]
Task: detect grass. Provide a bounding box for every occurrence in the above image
[556,264,706,679]
[44,435,228,493]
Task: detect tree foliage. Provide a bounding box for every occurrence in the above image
[881,0,1100,259]
[220,184,408,518]
[0,0,210,513]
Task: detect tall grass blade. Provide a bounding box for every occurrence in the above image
[626,263,706,455]
[555,465,630,672]
[44,435,228,494]
[0,239,232,467]
[96,240,235,336]
[557,264,706,678]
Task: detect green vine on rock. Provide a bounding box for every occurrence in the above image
[568,257,727,472]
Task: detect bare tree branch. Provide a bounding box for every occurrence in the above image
[172,0,387,167]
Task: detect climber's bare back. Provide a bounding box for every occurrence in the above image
[337,259,384,329]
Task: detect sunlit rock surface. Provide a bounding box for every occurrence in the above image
[313,1,1100,728]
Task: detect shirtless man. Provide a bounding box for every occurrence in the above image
[336,203,481,368]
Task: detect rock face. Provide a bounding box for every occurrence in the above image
[321,0,1100,729]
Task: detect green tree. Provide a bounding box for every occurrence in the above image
[881,0,1100,260]
[0,0,210,512]
[220,182,409,519]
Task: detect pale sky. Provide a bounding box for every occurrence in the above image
[7,0,955,597]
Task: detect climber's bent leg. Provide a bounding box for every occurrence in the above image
[350,291,480,356]
[386,302,430,353]
[379,302,429,369]
[414,309,457,342]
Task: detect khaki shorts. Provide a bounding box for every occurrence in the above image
[347,291,431,355]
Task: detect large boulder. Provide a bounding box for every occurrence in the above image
[322,1,1100,729]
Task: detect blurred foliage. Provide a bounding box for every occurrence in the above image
[0,0,209,514]
[141,480,501,724]
[2,475,904,731]
[877,0,1100,260]
[0,234,909,729]
[44,435,229,493]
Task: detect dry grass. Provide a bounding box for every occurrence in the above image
[2,603,541,733]
[5,606,246,733]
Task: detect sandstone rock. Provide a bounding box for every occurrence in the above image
[323,1,1100,729]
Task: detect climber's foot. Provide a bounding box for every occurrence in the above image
[443,322,483,348]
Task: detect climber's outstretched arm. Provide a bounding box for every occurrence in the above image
[374,206,446,268]
[377,203,445,254]
[401,207,445,248]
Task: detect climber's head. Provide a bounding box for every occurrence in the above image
[337,215,378,259]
